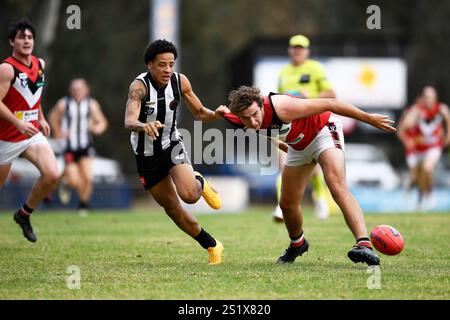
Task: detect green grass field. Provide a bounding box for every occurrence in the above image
[0,207,449,300]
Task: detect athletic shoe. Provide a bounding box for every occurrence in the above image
[424,193,436,212]
[272,204,283,222]
[13,210,37,243]
[314,197,329,220]
[207,240,224,265]
[347,245,380,266]
[58,183,71,205]
[78,209,89,217]
[277,239,309,264]
[194,171,222,210]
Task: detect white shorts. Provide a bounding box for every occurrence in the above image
[285,115,345,167]
[406,147,442,168]
[0,132,49,165]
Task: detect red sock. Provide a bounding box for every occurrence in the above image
[357,237,372,249]
[290,232,305,248]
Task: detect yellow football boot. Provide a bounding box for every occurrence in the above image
[207,240,224,265]
[194,171,222,210]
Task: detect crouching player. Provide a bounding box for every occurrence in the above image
[125,40,224,265]
[218,86,396,265]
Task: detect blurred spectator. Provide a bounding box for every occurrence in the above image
[48,78,108,215]
[273,34,336,222]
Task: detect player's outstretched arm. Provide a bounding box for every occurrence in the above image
[180,74,224,122]
[273,95,396,133]
[267,137,288,153]
[124,80,164,140]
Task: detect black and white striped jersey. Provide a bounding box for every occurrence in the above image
[61,96,93,152]
[130,72,182,156]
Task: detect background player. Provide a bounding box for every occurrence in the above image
[274,34,336,221]
[48,78,108,214]
[220,86,396,265]
[399,86,450,210]
[0,18,59,242]
[397,99,421,197]
[124,39,224,265]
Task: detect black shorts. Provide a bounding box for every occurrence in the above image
[135,142,190,190]
[64,147,95,164]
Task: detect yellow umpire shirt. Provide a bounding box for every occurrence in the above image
[278,59,333,98]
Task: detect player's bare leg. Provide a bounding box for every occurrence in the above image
[21,143,59,209]
[65,163,81,197]
[14,143,59,242]
[310,164,330,220]
[409,165,420,190]
[279,163,315,237]
[272,151,286,222]
[276,163,315,264]
[150,175,223,264]
[78,157,93,212]
[169,163,221,209]
[421,152,440,210]
[0,164,12,189]
[319,148,367,239]
[169,164,202,204]
[150,175,201,236]
[318,148,379,265]
[416,165,426,204]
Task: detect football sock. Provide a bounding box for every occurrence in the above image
[19,203,34,217]
[195,175,205,191]
[357,237,372,249]
[78,201,89,209]
[276,173,282,202]
[194,228,217,249]
[290,231,305,248]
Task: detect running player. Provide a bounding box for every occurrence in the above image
[397,102,421,196]
[124,39,224,265]
[0,18,59,242]
[399,86,450,210]
[220,86,396,265]
[48,78,108,214]
[274,34,336,221]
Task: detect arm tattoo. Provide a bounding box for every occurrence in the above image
[125,81,147,132]
[126,82,146,110]
[130,86,146,101]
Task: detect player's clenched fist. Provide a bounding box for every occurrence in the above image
[142,120,165,140]
[16,120,40,137]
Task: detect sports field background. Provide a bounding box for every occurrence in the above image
[0,207,448,300]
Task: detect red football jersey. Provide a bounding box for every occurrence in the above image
[401,107,421,155]
[416,102,444,151]
[223,94,331,151]
[0,55,44,142]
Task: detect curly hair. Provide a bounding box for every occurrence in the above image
[144,39,178,65]
[8,18,35,42]
[228,86,264,115]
